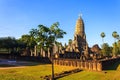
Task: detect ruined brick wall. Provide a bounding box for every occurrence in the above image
[54,57,120,71]
[54,59,102,71]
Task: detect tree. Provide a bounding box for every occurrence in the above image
[0,37,24,59]
[36,24,50,56]
[47,22,65,52]
[112,31,119,57]
[100,32,105,43]
[19,34,37,56]
[112,42,119,57]
[16,39,26,50]
[116,34,120,41]
[20,22,66,79]
[48,22,66,80]
[0,37,18,53]
[28,22,66,55]
[117,40,120,55]
[68,39,72,45]
[112,31,118,42]
[28,22,66,79]
[29,28,38,39]
[101,43,111,57]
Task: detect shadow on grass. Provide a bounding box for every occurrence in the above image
[41,68,83,80]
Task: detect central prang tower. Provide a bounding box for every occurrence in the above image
[73,15,87,52]
[65,15,89,59]
[75,15,85,38]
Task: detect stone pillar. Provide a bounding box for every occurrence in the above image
[85,61,89,69]
[64,60,66,66]
[65,61,67,66]
[30,50,33,56]
[66,61,68,66]
[42,50,45,57]
[89,62,93,70]
[78,61,81,68]
[60,60,62,65]
[77,61,80,67]
[74,61,77,67]
[97,62,102,71]
[83,62,85,69]
[81,62,83,69]
[40,48,43,57]
[69,61,71,66]
[48,48,51,58]
[93,61,97,71]
[62,60,64,66]
[74,61,76,67]
[34,45,37,56]
[85,61,87,69]
[72,61,74,67]
[70,61,72,66]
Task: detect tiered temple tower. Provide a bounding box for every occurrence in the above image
[65,15,89,59]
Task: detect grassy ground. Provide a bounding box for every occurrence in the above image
[0,61,120,80]
[0,62,76,80]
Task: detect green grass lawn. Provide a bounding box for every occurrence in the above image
[0,61,120,80]
[0,62,76,80]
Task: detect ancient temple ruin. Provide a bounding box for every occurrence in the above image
[57,15,89,60]
[66,15,87,53]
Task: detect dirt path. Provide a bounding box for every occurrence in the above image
[0,59,31,69]
[0,66,25,69]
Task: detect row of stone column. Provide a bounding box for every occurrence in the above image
[54,59,102,71]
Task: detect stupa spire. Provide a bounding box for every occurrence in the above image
[78,13,82,19]
[75,14,85,37]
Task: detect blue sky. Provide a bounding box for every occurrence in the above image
[0,0,120,47]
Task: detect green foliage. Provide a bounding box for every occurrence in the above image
[68,39,72,45]
[19,34,36,49]
[100,31,120,57]
[111,31,120,56]
[116,34,120,41]
[29,22,66,50]
[100,32,105,43]
[112,41,120,56]
[112,31,118,39]
[117,40,120,54]
[112,31,119,42]
[101,43,111,56]
[0,37,17,49]
[101,32,105,38]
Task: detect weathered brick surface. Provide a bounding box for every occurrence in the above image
[54,57,120,71]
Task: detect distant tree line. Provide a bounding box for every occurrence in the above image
[0,37,25,54]
[100,31,120,57]
[0,22,66,57]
